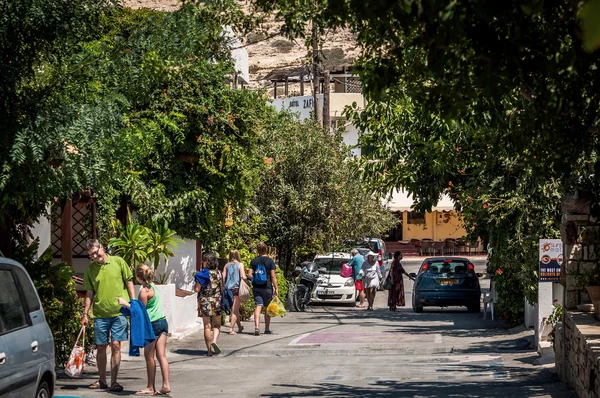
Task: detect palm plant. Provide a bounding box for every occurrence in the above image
[109,219,152,271]
[145,220,184,270]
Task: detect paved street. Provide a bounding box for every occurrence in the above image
[56,256,575,398]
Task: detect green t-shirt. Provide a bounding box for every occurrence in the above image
[83,255,133,318]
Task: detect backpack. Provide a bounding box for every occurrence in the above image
[253,263,268,287]
[340,263,353,278]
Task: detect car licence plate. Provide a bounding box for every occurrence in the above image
[439,279,459,285]
[317,290,335,295]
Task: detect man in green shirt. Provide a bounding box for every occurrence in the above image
[82,240,134,392]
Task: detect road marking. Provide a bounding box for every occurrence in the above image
[289,331,442,345]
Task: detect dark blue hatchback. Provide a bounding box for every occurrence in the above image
[410,257,481,313]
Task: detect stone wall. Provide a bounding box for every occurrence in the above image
[556,312,600,398]
[561,196,600,309]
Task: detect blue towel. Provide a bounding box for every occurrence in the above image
[221,288,234,315]
[195,268,210,287]
[120,299,156,356]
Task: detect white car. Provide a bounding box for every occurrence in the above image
[310,252,357,305]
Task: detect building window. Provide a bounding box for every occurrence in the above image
[407,211,426,225]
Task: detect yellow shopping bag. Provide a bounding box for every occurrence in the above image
[266,296,286,317]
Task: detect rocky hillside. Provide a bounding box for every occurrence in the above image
[124,0,359,91]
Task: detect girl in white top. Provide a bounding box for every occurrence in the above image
[359,252,383,311]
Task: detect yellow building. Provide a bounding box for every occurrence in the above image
[385,189,468,242]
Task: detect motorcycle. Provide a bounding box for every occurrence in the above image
[290,261,321,311]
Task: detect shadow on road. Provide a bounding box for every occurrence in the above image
[262,370,575,397]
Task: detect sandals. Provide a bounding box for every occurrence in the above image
[109,382,124,392]
[211,342,221,354]
[254,328,260,336]
[89,380,108,390]
[228,329,236,335]
[238,325,244,333]
[264,330,273,335]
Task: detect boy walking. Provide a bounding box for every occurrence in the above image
[248,242,278,335]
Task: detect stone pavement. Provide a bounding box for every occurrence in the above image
[56,292,576,398]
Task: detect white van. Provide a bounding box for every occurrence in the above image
[0,258,55,398]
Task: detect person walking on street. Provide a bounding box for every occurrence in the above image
[388,251,415,312]
[222,249,248,335]
[248,242,278,336]
[82,240,134,392]
[349,249,365,307]
[117,264,171,395]
[194,253,223,357]
[359,251,382,311]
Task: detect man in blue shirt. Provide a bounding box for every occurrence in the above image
[349,249,365,307]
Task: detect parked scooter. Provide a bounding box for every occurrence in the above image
[291,261,321,311]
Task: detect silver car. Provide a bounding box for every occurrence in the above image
[0,258,55,398]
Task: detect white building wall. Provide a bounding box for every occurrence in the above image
[225,26,249,84]
[30,207,51,258]
[342,122,361,157]
[154,238,197,292]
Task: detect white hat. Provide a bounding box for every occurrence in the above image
[366,251,377,257]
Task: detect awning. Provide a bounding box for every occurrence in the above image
[384,188,455,212]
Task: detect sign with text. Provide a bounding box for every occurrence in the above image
[539,239,563,282]
[270,94,324,121]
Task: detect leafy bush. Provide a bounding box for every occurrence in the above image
[12,239,94,367]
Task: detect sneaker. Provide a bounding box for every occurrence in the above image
[211,342,221,355]
[264,330,273,335]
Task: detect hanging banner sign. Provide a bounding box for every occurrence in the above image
[539,239,563,282]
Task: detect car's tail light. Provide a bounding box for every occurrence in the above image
[468,263,475,271]
[422,263,429,271]
[378,249,383,266]
[443,259,452,263]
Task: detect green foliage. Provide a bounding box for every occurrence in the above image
[0,0,121,230]
[252,0,600,324]
[580,0,600,52]
[12,239,94,367]
[109,215,183,273]
[257,112,395,274]
[546,301,563,346]
[1,1,271,254]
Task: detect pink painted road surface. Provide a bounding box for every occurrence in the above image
[291,332,440,345]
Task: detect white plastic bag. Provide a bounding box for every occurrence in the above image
[65,326,86,378]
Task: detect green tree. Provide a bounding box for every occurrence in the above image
[252,0,600,323]
[257,113,394,274]
[0,0,120,251]
[60,5,272,244]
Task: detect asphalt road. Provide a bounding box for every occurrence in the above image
[57,265,575,398]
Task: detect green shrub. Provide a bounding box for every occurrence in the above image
[13,239,94,367]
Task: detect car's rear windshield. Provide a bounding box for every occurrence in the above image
[424,260,470,275]
[314,258,348,273]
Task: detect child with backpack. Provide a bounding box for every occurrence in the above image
[248,242,278,336]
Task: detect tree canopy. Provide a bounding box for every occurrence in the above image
[252,0,600,323]
[257,113,394,273]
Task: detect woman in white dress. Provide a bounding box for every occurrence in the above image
[359,252,383,311]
